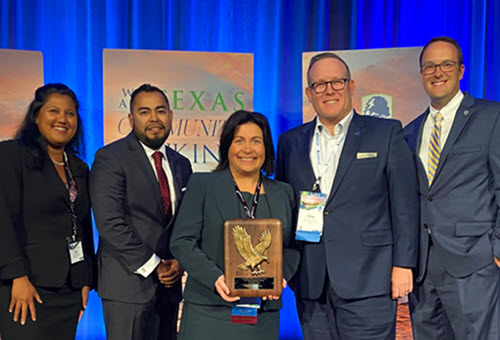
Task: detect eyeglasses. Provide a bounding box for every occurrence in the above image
[309,78,349,94]
[420,61,459,75]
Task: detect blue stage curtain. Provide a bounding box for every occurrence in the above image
[1,1,500,339]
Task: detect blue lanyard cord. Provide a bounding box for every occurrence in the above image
[313,129,347,188]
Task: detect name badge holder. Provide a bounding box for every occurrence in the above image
[230,297,261,324]
[296,191,327,242]
[295,128,346,243]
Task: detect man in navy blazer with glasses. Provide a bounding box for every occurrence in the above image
[276,52,419,340]
[404,36,500,340]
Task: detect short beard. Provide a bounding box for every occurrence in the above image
[143,135,168,150]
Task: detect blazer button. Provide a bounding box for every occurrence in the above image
[428,196,433,202]
[324,210,329,215]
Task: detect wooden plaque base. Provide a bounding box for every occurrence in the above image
[224,218,283,297]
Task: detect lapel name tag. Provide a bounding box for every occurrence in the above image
[356,152,377,159]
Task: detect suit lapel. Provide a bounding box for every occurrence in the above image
[67,154,86,206]
[45,154,71,208]
[298,120,318,188]
[213,172,285,229]
[414,111,428,155]
[126,133,165,219]
[262,177,283,222]
[214,169,240,222]
[165,147,182,207]
[327,113,365,204]
[413,110,430,192]
[432,93,475,184]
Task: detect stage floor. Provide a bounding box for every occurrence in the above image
[396,303,413,339]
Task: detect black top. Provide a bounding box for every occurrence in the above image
[0,140,95,289]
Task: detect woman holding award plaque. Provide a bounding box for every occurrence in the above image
[170,110,299,339]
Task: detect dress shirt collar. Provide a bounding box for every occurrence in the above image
[315,109,354,137]
[139,141,167,161]
[429,90,464,123]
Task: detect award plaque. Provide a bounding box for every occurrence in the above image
[224,218,283,297]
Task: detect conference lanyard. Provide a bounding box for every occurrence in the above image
[63,154,79,242]
[62,154,85,264]
[312,129,347,192]
[232,175,264,323]
[233,175,263,219]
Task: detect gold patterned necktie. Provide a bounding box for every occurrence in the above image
[428,111,444,186]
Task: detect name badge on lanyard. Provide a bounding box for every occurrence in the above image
[64,157,85,264]
[66,206,84,264]
[68,239,85,264]
[231,176,263,323]
[296,191,327,242]
[295,128,345,242]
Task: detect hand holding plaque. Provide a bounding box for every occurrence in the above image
[224,218,283,297]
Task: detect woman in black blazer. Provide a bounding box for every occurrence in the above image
[170,110,300,340]
[0,83,95,340]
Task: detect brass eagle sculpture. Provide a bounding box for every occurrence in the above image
[232,226,272,275]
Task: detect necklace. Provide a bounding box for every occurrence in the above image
[50,152,67,166]
[50,158,64,166]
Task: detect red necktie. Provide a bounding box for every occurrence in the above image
[153,151,172,221]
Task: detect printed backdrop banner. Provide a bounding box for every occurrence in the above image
[0,49,44,141]
[303,47,428,125]
[103,49,253,173]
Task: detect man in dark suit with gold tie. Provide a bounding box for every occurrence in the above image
[90,84,192,340]
[404,36,500,340]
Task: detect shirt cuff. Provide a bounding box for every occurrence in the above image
[134,254,161,278]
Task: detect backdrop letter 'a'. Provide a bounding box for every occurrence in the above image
[103,50,253,173]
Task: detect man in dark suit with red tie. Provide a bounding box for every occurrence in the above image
[90,84,192,340]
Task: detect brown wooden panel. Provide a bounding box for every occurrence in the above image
[224,219,283,297]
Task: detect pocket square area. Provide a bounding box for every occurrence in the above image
[356,152,377,159]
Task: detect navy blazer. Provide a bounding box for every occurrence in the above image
[170,169,300,310]
[90,133,192,304]
[0,140,95,289]
[404,92,500,281]
[276,113,419,300]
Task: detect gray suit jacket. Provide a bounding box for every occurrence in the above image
[90,133,192,303]
[404,92,500,281]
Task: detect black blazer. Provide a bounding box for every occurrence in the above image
[170,169,300,310]
[0,140,95,289]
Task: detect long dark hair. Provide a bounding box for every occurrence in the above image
[214,110,275,176]
[15,83,84,169]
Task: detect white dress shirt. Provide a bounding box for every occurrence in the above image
[418,91,464,174]
[135,142,178,278]
[309,110,354,197]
